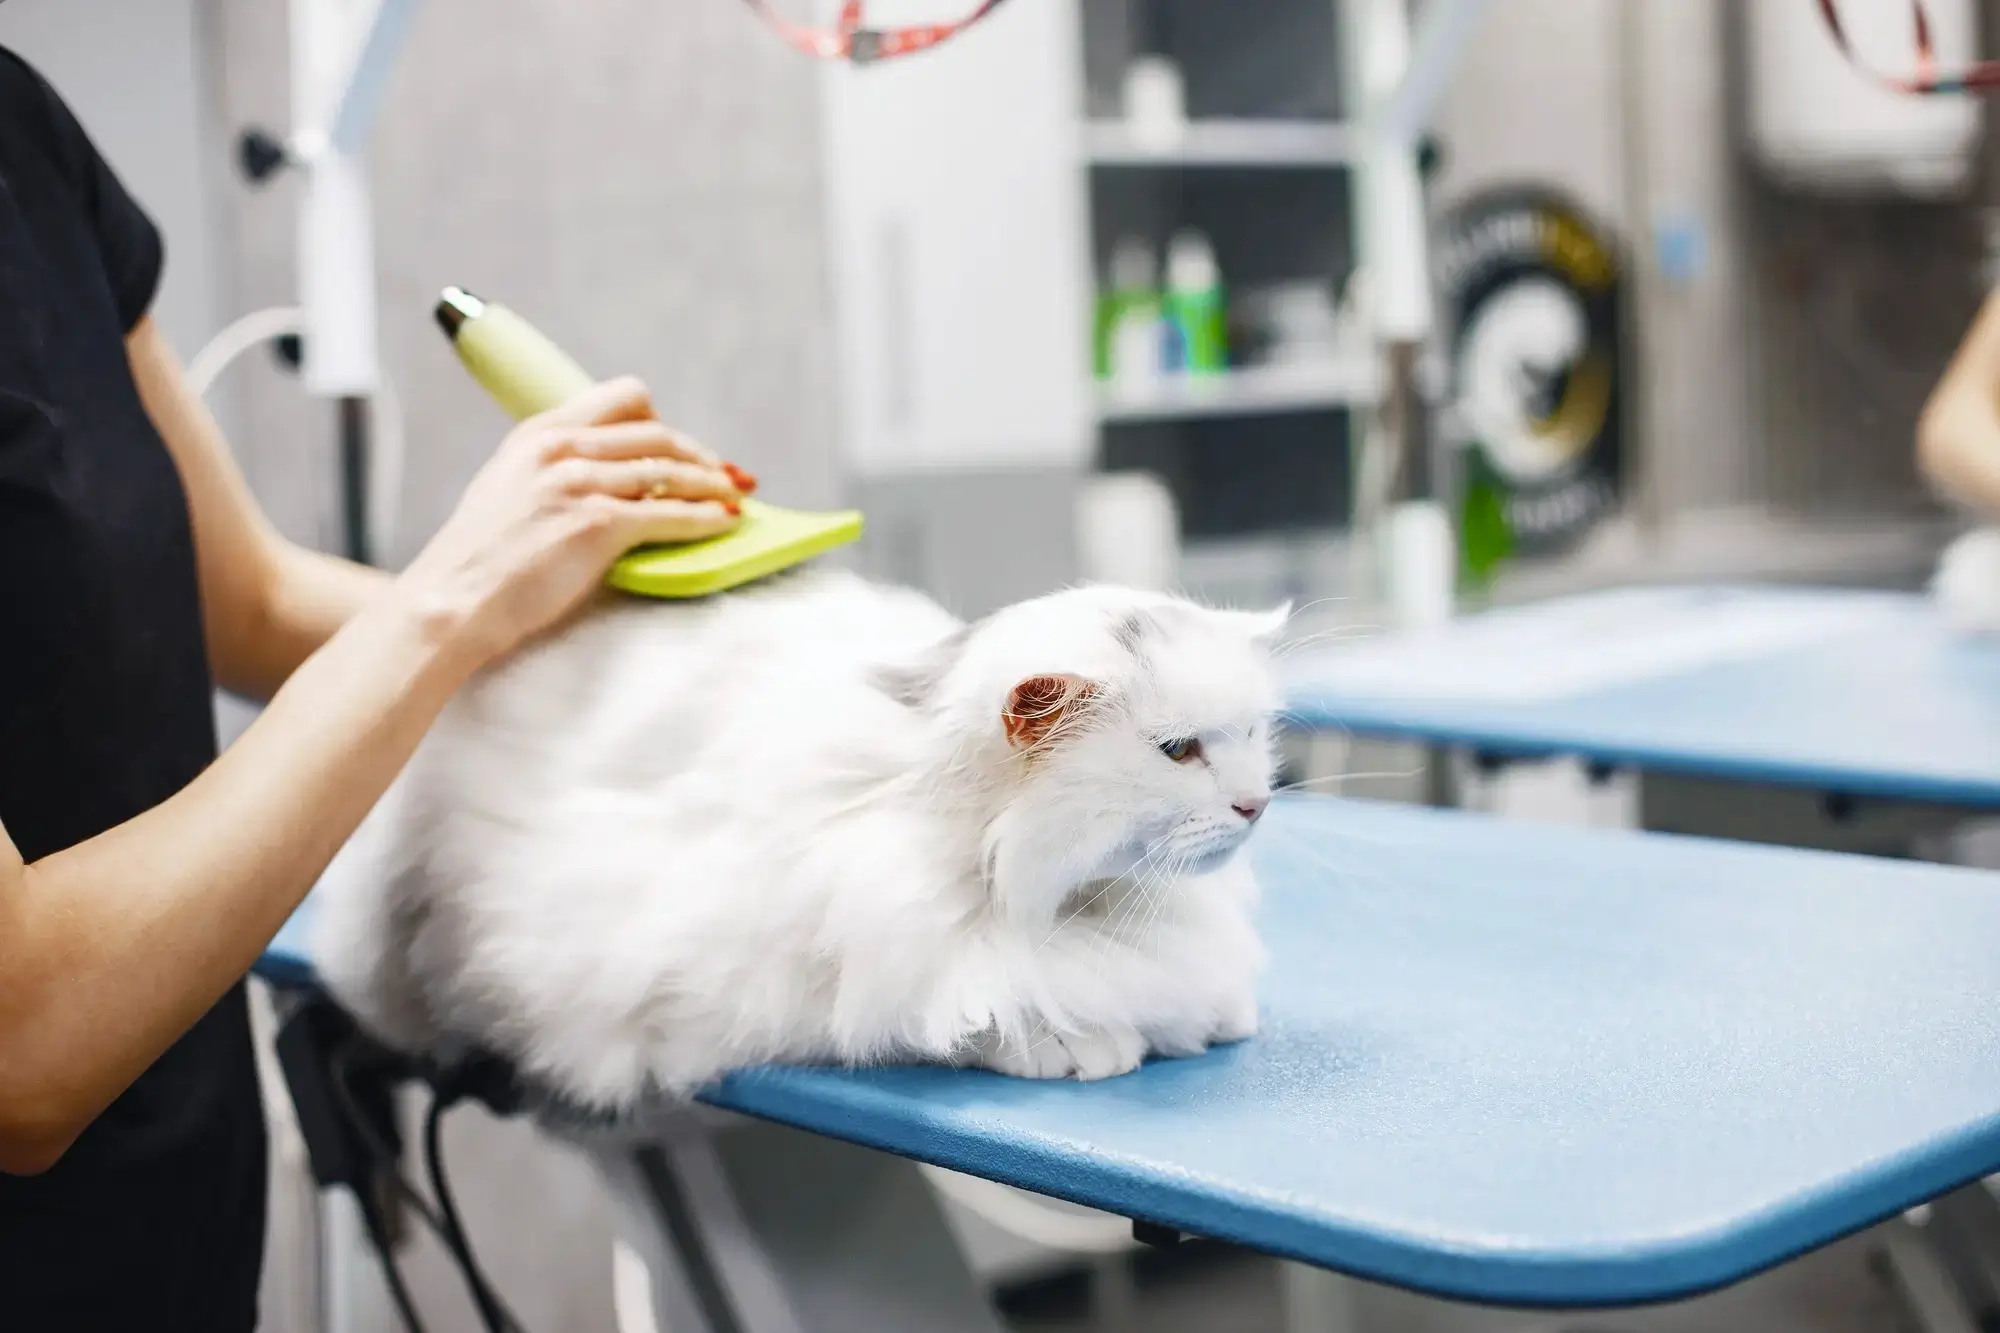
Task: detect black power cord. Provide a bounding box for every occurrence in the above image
[326,1043,439,1333]
[324,1039,528,1333]
[356,1174,431,1333]
[424,1094,522,1333]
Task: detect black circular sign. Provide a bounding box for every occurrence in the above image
[1434,186,1624,557]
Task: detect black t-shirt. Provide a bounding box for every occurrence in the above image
[0,49,266,1331]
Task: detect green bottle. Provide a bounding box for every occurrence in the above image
[1458,463,1514,590]
[1163,230,1227,375]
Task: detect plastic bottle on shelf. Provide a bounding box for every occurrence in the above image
[1096,236,1168,387]
[1163,230,1227,376]
[1122,56,1187,153]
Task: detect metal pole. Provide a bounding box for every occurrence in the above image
[338,397,372,565]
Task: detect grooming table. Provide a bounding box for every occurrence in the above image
[1285,585,2000,849]
[259,795,2000,1330]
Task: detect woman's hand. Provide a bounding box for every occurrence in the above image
[1920,290,2000,517]
[397,376,745,666]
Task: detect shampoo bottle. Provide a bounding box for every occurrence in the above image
[1163,230,1227,376]
[1097,237,1168,386]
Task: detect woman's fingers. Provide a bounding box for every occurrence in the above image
[550,419,721,469]
[532,376,656,430]
[607,496,741,546]
[553,456,740,505]
[524,381,754,490]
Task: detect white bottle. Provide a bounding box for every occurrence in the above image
[1122,56,1187,153]
[1105,237,1167,388]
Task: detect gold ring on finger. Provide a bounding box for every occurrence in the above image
[646,481,672,499]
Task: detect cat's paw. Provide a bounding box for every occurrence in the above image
[1212,994,1260,1044]
[975,1025,1147,1081]
[1146,1027,1211,1059]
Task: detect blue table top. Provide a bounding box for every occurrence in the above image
[1284,585,2000,809]
[261,796,2000,1307]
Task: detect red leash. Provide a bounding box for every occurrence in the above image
[1816,0,2000,94]
[740,0,1012,63]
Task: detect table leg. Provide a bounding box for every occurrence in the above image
[1874,1215,1982,1333]
[1279,1261,1362,1333]
[598,1145,748,1333]
[1422,744,1454,808]
[1917,1182,2000,1324]
[1090,1254,1139,1332]
[584,1112,1007,1333]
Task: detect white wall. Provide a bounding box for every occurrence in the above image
[0,0,222,353]
[1431,0,1757,527]
[204,0,843,568]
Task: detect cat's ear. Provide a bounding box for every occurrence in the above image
[1003,674,1098,750]
[1219,603,1292,646]
[874,625,973,708]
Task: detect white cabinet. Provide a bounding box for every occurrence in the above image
[819,0,1095,478]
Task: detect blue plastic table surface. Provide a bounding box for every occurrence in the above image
[1283,585,2000,809]
[260,796,2000,1308]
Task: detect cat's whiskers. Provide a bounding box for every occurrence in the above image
[1271,768,1424,796]
[1110,844,1184,955]
[1040,836,1168,948]
[1038,831,1176,957]
[1128,846,1198,951]
[1269,625,1384,661]
[1255,818,1404,893]
[1105,842,1185,957]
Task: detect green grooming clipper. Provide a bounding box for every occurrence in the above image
[434,287,863,599]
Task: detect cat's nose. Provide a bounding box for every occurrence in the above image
[1232,796,1268,824]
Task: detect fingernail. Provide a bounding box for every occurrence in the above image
[722,499,742,517]
[723,463,759,494]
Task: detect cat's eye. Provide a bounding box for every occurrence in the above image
[1158,736,1202,763]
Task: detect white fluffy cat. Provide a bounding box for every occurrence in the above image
[1933,526,2000,632]
[314,568,1286,1109]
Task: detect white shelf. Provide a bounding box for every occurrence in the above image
[1083,119,1355,168]
[1095,359,1379,425]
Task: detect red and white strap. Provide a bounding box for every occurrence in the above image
[1816,0,2000,95]
[740,0,1011,63]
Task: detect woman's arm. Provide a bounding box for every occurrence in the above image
[1919,290,2000,517]
[0,376,743,1175]
[125,316,391,698]
[0,586,467,1174]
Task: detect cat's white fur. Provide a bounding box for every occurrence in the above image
[314,569,1285,1108]
[1933,526,2000,633]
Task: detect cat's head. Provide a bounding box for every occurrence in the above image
[896,586,1287,925]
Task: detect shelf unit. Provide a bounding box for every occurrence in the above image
[1080,0,1366,576]
[814,0,1375,612]
[1082,118,1355,169]
[1095,357,1378,425]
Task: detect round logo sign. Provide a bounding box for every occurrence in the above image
[1434,187,1624,559]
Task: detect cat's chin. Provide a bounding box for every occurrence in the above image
[1181,841,1249,876]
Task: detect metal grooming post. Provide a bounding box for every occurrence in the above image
[1340,0,1491,634]
[238,0,422,565]
[244,9,424,1320]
